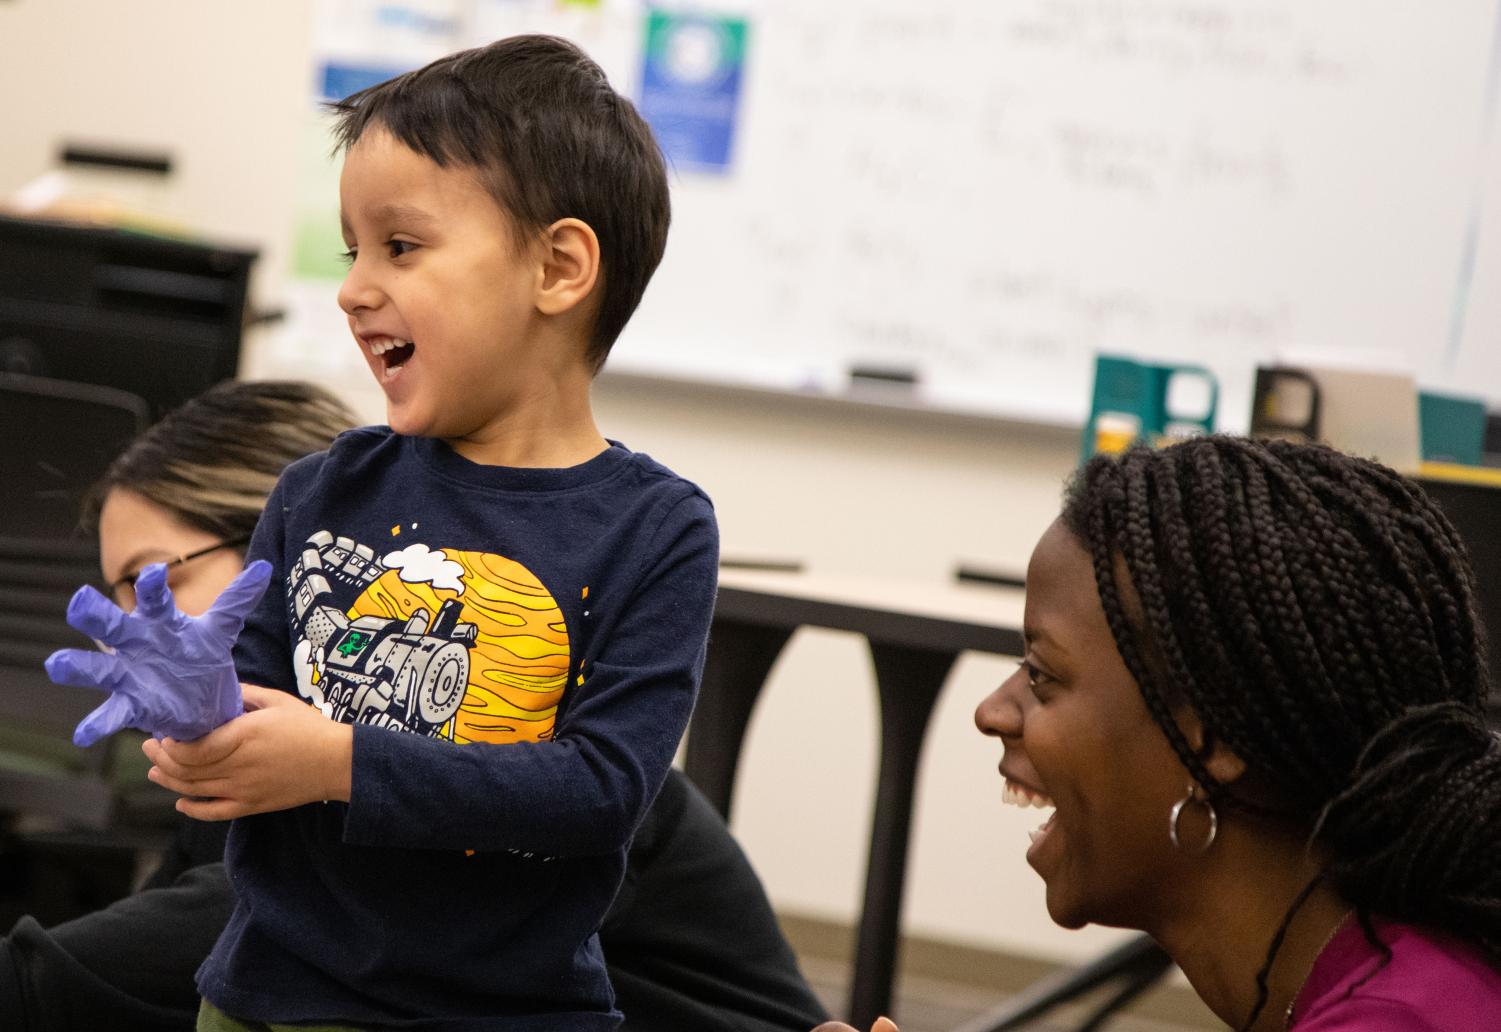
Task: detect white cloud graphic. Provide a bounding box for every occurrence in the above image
[382,543,465,594]
[292,638,330,709]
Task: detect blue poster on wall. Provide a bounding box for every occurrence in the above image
[639,9,749,174]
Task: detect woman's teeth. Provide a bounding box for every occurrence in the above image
[1003,781,1055,809]
[1028,813,1057,845]
[1005,780,1057,847]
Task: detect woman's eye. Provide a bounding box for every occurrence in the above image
[1021,659,1053,698]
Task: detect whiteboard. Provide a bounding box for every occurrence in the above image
[308,0,1501,428]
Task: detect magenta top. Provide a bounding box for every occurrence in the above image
[1290,916,1501,1030]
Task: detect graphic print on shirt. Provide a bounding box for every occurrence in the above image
[287,530,569,743]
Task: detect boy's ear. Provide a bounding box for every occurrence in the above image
[535,218,600,317]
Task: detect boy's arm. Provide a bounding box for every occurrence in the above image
[343,493,718,856]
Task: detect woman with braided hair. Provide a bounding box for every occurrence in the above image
[820,435,1501,1032]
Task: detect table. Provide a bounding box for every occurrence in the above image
[684,568,1026,1029]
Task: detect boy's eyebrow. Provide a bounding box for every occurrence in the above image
[372,203,438,228]
[339,205,439,235]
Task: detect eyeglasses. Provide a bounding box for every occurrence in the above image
[109,534,253,596]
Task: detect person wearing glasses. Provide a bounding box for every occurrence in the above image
[104,535,250,611]
[0,379,826,1032]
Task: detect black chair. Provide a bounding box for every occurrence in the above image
[950,935,1172,1032]
[0,373,175,844]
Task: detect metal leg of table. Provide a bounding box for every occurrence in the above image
[684,620,794,820]
[847,641,959,1029]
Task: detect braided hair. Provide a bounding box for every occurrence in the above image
[1062,436,1501,1025]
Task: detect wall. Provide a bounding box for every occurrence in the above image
[0,0,1138,963]
[0,1,312,319]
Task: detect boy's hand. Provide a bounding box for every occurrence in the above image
[143,685,354,820]
[45,561,272,746]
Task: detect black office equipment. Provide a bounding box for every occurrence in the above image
[0,214,256,418]
[1485,414,1501,464]
[1416,474,1501,725]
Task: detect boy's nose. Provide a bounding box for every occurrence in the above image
[337,261,382,315]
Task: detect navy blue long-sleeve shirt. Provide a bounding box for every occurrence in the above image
[198,429,718,1030]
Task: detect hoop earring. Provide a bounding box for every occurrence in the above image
[1169,783,1218,853]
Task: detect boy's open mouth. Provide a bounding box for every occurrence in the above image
[368,336,415,380]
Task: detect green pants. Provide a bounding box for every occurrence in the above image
[197,999,367,1032]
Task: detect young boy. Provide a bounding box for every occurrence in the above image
[143,36,718,1030]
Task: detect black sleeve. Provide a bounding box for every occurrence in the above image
[603,769,830,1032]
[141,816,231,891]
[0,863,232,1032]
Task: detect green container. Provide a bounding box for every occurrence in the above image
[1081,354,1218,463]
[1419,391,1487,466]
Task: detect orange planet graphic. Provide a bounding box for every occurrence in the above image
[344,549,569,744]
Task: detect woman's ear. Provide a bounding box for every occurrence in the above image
[1177,707,1247,786]
[535,217,601,317]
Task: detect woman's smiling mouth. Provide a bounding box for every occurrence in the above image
[1002,775,1057,856]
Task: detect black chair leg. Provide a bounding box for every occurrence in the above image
[1075,944,1176,1031]
[950,934,1171,1032]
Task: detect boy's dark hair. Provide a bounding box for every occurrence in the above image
[329,35,671,371]
[1063,436,1501,1029]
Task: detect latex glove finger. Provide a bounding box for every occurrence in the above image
[73,692,144,747]
[131,563,178,621]
[199,560,273,641]
[45,648,133,694]
[61,585,131,647]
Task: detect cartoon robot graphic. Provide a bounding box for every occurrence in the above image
[288,531,477,738]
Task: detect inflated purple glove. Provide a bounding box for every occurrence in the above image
[44,559,273,747]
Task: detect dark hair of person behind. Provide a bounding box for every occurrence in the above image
[327,34,671,371]
[84,379,356,545]
[1062,436,1501,1027]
